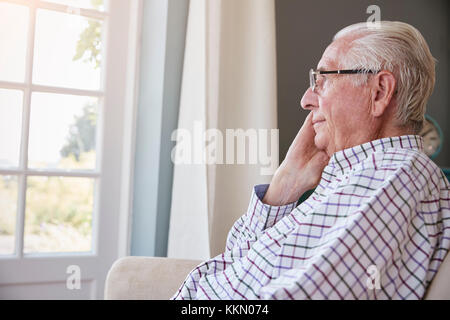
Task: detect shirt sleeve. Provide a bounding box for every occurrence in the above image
[225,184,298,252]
[171,184,298,300]
[258,165,431,299]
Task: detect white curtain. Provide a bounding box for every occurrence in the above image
[167,0,279,260]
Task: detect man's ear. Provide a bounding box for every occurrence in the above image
[371,70,397,117]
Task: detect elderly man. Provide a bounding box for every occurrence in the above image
[172,21,450,299]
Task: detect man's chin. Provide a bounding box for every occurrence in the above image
[314,134,328,152]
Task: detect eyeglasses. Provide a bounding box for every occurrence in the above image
[309,68,378,93]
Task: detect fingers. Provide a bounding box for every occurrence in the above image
[317,150,331,166]
[294,112,314,140]
[301,112,314,130]
[286,112,316,156]
[300,112,317,147]
[305,111,314,123]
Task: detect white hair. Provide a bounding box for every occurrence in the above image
[333,21,436,133]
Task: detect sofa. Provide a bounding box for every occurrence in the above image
[104,252,450,299]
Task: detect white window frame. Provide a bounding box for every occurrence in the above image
[0,0,142,299]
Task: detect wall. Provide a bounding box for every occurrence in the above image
[275,0,449,168]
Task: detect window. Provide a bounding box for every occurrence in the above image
[0,0,141,299]
[0,0,107,255]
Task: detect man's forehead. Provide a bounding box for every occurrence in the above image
[317,40,348,70]
[317,57,337,71]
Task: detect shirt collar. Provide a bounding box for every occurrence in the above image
[328,135,424,175]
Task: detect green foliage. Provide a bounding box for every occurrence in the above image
[72,0,103,69]
[26,176,93,238]
[65,0,102,161]
[91,0,103,9]
[0,171,93,253]
[0,176,17,235]
[73,20,102,69]
[60,104,97,161]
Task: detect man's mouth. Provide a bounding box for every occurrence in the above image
[313,120,325,127]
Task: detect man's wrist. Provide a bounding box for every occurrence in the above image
[262,185,303,206]
[254,184,270,201]
[262,168,307,206]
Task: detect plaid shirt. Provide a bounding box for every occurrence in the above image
[172,135,450,300]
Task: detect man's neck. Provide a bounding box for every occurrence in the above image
[376,125,414,140]
[329,125,414,157]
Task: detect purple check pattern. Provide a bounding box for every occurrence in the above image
[172,135,450,300]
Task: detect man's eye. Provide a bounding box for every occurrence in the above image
[317,75,325,86]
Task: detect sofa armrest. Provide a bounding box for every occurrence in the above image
[424,251,450,300]
[105,253,450,300]
[104,256,202,300]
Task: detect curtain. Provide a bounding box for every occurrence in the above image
[167,0,279,260]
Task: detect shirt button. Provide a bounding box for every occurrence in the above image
[258,216,265,223]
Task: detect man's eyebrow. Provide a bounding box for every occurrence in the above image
[317,58,336,71]
[316,63,332,71]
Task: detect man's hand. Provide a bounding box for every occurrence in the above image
[262,112,330,206]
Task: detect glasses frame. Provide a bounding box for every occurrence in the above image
[309,69,378,93]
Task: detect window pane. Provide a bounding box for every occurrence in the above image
[45,0,107,11]
[0,175,18,255]
[24,176,94,253]
[33,9,103,90]
[28,92,98,170]
[0,3,29,83]
[0,89,23,168]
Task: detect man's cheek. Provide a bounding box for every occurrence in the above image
[316,124,331,147]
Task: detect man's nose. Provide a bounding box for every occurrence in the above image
[300,87,319,111]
